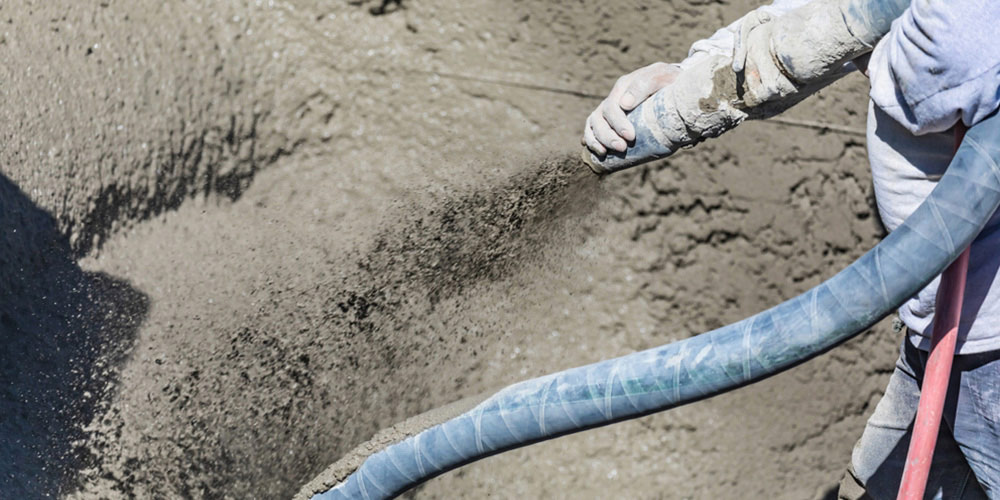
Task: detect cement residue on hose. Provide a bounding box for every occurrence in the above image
[294,393,488,500]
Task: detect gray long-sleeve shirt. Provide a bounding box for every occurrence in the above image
[867,0,1000,353]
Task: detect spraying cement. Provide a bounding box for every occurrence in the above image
[2,0,900,498]
[68,155,600,499]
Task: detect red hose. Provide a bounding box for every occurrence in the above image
[896,124,969,500]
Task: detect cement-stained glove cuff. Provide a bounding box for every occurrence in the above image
[730,8,798,108]
[732,8,772,74]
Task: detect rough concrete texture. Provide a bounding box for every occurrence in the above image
[1,0,899,499]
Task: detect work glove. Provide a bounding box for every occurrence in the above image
[582,5,797,157]
[730,7,799,107]
[580,1,869,172]
[582,62,682,155]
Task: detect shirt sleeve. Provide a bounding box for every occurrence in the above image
[869,0,1000,135]
[678,0,813,71]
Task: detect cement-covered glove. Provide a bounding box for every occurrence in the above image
[581,6,803,159]
[582,0,873,172]
[731,7,799,107]
[582,62,681,155]
[581,53,752,171]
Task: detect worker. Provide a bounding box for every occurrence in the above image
[582,1,1000,498]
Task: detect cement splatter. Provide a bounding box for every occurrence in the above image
[69,154,603,499]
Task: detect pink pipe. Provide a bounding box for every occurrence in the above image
[896,125,969,500]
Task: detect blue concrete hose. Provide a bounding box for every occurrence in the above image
[313,113,1000,500]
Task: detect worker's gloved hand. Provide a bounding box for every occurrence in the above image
[582,62,682,155]
[731,7,798,107]
[732,7,772,73]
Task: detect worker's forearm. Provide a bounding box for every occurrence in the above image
[583,51,847,173]
[680,0,812,72]
[584,0,910,174]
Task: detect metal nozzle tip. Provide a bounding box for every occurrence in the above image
[580,148,607,175]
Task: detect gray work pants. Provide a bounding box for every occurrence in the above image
[839,338,1000,499]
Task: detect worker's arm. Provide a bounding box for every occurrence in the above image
[869,0,1000,135]
[582,0,812,155]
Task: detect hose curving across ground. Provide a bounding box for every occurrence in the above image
[303,1,1000,496]
[310,113,1000,500]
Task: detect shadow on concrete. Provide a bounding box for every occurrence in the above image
[0,174,148,498]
